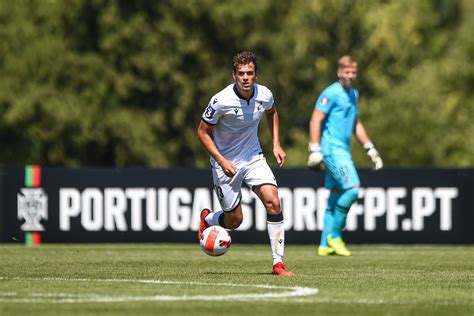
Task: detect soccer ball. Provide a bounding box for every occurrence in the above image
[200,226,231,256]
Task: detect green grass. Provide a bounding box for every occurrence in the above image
[0,244,473,315]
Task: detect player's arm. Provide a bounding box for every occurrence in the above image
[197,120,237,177]
[264,105,286,167]
[308,109,325,170]
[355,118,383,170]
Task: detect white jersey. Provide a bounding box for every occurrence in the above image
[201,83,274,167]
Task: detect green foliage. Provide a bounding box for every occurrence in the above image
[0,0,472,167]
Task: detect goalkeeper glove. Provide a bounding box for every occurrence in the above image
[364,142,383,170]
[307,143,323,171]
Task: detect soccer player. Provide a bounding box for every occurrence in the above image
[197,51,293,276]
[308,55,383,256]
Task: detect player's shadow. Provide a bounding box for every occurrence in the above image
[204,271,270,275]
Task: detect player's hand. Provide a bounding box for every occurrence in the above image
[364,142,383,170]
[307,143,323,172]
[273,145,286,167]
[219,159,237,177]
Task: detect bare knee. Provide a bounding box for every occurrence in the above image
[254,185,281,216]
[264,196,281,216]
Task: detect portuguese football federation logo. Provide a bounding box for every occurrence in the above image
[17,188,48,231]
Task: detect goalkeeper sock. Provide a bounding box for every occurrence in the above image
[320,192,341,247]
[267,212,285,265]
[331,188,359,238]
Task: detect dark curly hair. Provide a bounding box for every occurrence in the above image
[232,51,258,73]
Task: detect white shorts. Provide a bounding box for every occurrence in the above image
[211,154,277,211]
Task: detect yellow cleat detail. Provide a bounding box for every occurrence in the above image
[318,246,335,256]
[327,236,351,256]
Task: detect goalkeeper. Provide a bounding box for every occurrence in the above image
[308,55,383,256]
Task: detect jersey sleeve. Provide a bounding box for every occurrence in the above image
[315,91,334,114]
[201,97,224,125]
[264,91,274,110]
[353,88,360,116]
[256,85,274,111]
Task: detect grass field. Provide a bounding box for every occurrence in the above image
[0,243,473,315]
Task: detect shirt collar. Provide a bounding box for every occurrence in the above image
[233,84,255,102]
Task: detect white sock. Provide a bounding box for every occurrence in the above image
[267,221,285,266]
[205,210,224,226]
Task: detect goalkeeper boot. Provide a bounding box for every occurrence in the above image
[327,236,351,256]
[318,246,335,257]
[272,262,294,276]
[198,208,211,241]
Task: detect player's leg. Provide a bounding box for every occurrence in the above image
[324,153,360,256]
[247,155,293,276]
[330,157,360,240]
[198,165,244,240]
[253,184,293,276]
[318,189,340,256]
[319,155,340,255]
[327,186,359,256]
[331,187,359,240]
[253,184,283,263]
[205,204,243,229]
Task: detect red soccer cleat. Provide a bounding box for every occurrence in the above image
[198,208,211,241]
[272,262,294,276]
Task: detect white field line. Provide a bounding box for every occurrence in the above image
[0,277,318,303]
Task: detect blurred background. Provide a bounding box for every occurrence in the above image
[1,0,473,169]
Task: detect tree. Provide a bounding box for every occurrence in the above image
[0,0,471,168]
